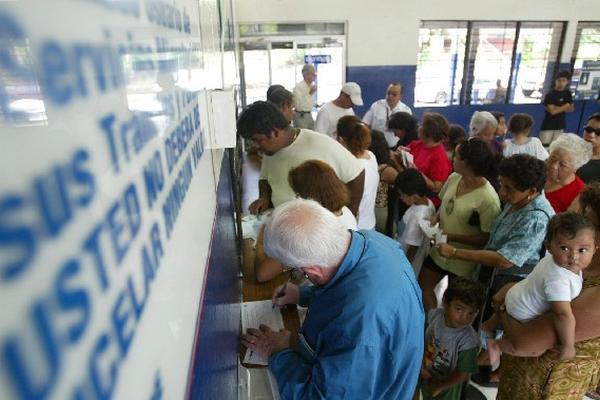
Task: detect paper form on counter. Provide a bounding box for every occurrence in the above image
[242,300,285,365]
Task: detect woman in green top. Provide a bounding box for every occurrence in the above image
[419,138,501,311]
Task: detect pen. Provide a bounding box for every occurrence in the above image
[272,283,287,309]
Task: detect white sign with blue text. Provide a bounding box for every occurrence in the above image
[0,1,219,399]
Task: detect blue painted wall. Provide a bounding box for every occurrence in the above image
[347,65,416,117]
[347,64,600,136]
[188,150,241,400]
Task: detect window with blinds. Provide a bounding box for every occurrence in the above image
[415,21,565,107]
[415,22,467,107]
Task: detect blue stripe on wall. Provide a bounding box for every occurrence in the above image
[188,150,240,400]
[346,65,599,136]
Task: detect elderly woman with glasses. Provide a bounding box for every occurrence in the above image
[419,138,501,311]
[545,133,592,212]
[577,112,600,184]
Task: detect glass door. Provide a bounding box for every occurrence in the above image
[297,39,345,106]
[240,40,270,105]
[239,36,346,107]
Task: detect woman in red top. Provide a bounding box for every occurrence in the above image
[545,133,592,212]
[404,112,452,207]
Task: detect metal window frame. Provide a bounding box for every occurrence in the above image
[418,20,566,106]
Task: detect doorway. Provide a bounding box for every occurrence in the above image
[238,25,346,108]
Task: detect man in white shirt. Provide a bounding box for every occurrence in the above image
[237,101,365,216]
[292,64,317,129]
[363,83,412,147]
[315,82,363,138]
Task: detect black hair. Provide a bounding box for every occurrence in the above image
[447,124,467,149]
[508,113,534,134]
[388,82,404,94]
[443,277,486,310]
[490,111,505,123]
[236,101,289,139]
[456,137,495,177]
[587,112,600,124]
[498,154,546,193]
[266,84,285,100]
[545,212,595,243]
[267,87,293,109]
[580,182,600,229]
[387,112,418,146]
[556,70,571,80]
[369,130,392,165]
[394,169,427,197]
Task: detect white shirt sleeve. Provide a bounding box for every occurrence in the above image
[402,207,428,247]
[533,138,549,161]
[544,266,582,302]
[362,105,374,126]
[314,109,328,135]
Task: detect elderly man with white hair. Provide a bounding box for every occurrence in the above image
[241,199,424,399]
[293,64,317,129]
[545,133,593,212]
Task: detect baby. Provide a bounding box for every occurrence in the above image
[483,212,597,364]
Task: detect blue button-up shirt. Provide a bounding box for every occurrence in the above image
[269,230,425,399]
[485,193,555,276]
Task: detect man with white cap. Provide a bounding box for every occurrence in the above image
[315,82,363,138]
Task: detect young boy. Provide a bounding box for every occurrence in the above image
[539,70,574,146]
[417,277,485,400]
[394,169,435,275]
[483,212,597,364]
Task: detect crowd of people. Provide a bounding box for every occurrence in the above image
[241,68,600,400]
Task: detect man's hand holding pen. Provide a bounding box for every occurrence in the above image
[271,282,299,309]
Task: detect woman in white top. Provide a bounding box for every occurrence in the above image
[503,113,549,161]
[253,159,358,282]
[336,115,379,229]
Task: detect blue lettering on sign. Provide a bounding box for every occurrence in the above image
[0,148,95,281]
[99,111,159,173]
[304,54,331,64]
[40,39,124,106]
[2,220,164,400]
[164,104,198,174]
[145,0,190,33]
[143,150,165,209]
[162,154,193,239]
[150,371,163,400]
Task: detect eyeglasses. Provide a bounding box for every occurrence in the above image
[584,126,600,135]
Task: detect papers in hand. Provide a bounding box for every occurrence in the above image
[418,220,447,244]
[399,150,414,168]
[242,300,284,366]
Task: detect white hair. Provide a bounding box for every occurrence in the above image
[469,111,498,137]
[264,199,350,269]
[548,133,593,169]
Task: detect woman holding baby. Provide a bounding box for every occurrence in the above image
[494,182,600,399]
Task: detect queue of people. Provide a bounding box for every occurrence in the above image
[240,67,600,400]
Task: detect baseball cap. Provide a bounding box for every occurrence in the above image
[341,82,364,106]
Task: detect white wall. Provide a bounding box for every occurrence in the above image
[235,0,600,66]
